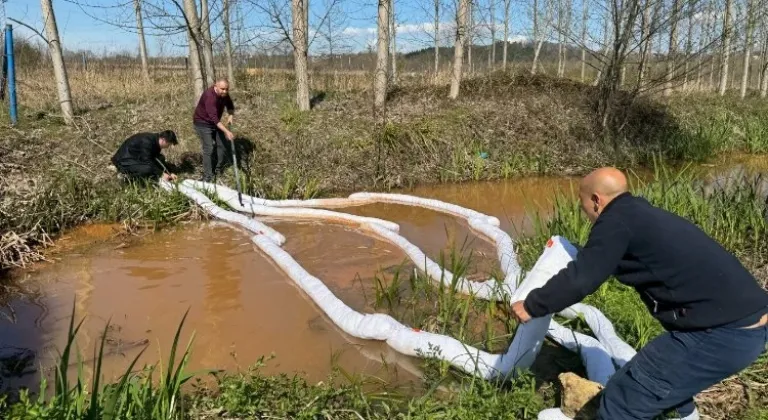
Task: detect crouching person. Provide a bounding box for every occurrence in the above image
[111,130,178,182]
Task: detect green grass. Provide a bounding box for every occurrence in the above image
[0,303,195,420]
[517,158,767,349]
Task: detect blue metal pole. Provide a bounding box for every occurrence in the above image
[6,24,16,125]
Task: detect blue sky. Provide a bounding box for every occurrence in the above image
[4,0,607,56]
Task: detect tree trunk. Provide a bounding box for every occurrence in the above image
[374,0,390,110]
[531,0,540,74]
[759,30,768,96]
[133,0,150,81]
[434,0,440,74]
[664,0,680,96]
[709,8,718,90]
[761,35,768,96]
[40,0,74,125]
[637,0,651,88]
[580,0,588,82]
[390,0,398,84]
[740,0,755,99]
[683,0,694,90]
[183,0,205,101]
[490,0,496,68]
[223,0,235,88]
[719,0,733,95]
[503,0,510,69]
[594,8,610,84]
[200,0,215,85]
[697,0,712,90]
[450,0,470,99]
[293,0,310,110]
[557,0,564,77]
[758,29,766,92]
[468,0,473,74]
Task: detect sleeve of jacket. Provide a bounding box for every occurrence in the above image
[225,95,234,113]
[523,214,632,318]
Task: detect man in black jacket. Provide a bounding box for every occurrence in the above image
[111,130,178,182]
[511,167,768,420]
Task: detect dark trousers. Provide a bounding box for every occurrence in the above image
[598,317,768,419]
[194,123,231,182]
[113,160,159,182]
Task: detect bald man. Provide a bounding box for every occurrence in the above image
[511,167,768,420]
[193,78,236,182]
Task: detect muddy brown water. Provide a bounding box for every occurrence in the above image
[0,176,577,394]
[1,156,765,395]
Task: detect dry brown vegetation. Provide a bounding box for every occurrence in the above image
[1,67,766,274]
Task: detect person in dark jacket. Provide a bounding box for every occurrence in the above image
[111,130,178,182]
[511,167,768,420]
[193,78,235,182]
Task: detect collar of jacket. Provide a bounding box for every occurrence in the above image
[598,191,632,218]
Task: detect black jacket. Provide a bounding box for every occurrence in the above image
[524,192,768,331]
[111,132,165,179]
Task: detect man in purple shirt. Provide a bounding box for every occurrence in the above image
[193,78,236,182]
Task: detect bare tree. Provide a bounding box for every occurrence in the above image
[637,0,652,87]
[490,0,496,67]
[683,0,694,90]
[468,0,474,73]
[40,0,74,125]
[183,0,206,100]
[200,0,216,84]
[531,0,553,74]
[134,0,150,81]
[435,0,441,73]
[450,0,470,98]
[581,0,590,82]
[391,0,398,83]
[741,0,756,98]
[719,0,733,95]
[503,0,511,69]
[293,0,310,110]
[663,0,681,96]
[557,0,565,77]
[556,0,572,78]
[596,0,642,128]
[374,0,390,111]
[223,0,235,88]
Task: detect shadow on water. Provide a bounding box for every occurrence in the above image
[0,293,44,401]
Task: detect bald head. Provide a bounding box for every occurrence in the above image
[580,167,628,197]
[213,78,230,97]
[578,167,629,222]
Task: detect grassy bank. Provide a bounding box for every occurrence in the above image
[1,161,766,419]
[2,69,768,272]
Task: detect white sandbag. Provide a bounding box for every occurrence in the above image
[559,304,637,368]
[208,186,401,232]
[349,192,501,227]
[182,179,361,208]
[161,180,285,245]
[166,178,647,418]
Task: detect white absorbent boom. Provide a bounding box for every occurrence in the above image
[160,179,697,420]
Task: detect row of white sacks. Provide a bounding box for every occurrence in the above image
[160,179,697,420]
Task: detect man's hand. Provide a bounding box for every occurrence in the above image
[510,301,532,323]
[162,173,177,182]
[225,115,234,125]
[224,129,235,141]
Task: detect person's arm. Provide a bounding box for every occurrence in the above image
[224,95,235,125]
[522,215,632,318]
